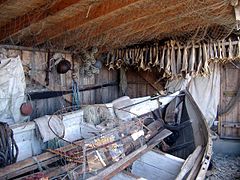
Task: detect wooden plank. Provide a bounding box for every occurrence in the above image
[132,150,184,180]
[176,146,202,180]
[111,172,139,180]
[0,0,83,41]
[186,148,204,180]
[137,71,163,93]
[33,0,141,45]
[52,0,186,48]
[88,129,172,180]
[0,140,83,179]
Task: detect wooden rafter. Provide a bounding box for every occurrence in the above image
[50,0,185,48]
[25,0,142,46]
[50,0,229,49]
[0,0,84,41]
[83,0,232,48]
[0,0,8,5]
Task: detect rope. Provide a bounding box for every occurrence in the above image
[32,156,43,172]
[0,122,18,168]
[72,80,80,108]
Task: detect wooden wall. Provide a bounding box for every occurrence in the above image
[126,69,158,98]
[6,48,120,119]
[219,63,240,139]
[5,48,161,120]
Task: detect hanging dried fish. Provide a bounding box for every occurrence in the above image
[148,46,153,66]
[163,42,171,77]
[181,44,188,78]
[228,38,233,61]
[108,50,116,70]
[209,41,215,60]
[139,48,145,70]
[196,43,203,76]
[221,39,227,62]
[125,49,130,65]
[134,47,140,65]
[176,42,182,76]
[160,45,166,71]
[145,47,151,71]
[189,41,196,76]
[170,40,177,78]
[153,43,159,67]
[213,42,218,60]
[237,37,240,59]
[106,52,111,67]
[129,48,134,65]
[202,43,210,76]
[116,49,124,69]
[218,40,223,60]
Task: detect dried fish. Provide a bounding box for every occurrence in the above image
[221,39,227,61]
[106,52,111,67]
[196,43,203,76]
[148,46,153,66]
[176,42,182,76]
[134,48,140,65]
[144,47,151,71]
[129,48,134,65]
[108,50,116,70]
[181,44,188,78]
[164,42,171,76]
[153,43,159,67]
[209,41,215,60]
[125,49,130,65]
[218,40,223,60]
[116,49,124,69]
[202,43,210,76]
[170,40,177,78]
[213,42,218,60]
[228,38,233,60]
[189,41,196,76]
[237,37,240,59]
[160,45,166,71]
[139,48,145,70]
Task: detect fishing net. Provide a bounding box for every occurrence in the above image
[0,0,238,53]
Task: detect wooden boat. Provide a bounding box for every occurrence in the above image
[0,90,212,180]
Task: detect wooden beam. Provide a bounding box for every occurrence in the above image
[52,0,225,49]
[85,0,227,48]
[0,0,8,5]
[0,140,84,179]
[0,0,83,41]
[25,0,142,46]
[47,0,185,47]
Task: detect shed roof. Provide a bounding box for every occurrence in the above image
[0,0,237,51]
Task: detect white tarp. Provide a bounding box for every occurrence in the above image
[165,64,220,126]
[0,56,26,124]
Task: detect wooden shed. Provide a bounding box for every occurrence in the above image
[0,0,239,179]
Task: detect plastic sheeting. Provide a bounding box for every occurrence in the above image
[0,56,26,124]
[165,64,220,126]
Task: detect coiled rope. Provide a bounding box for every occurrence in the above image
[0,122,18,167]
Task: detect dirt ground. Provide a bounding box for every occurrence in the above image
[206,153,240,180]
